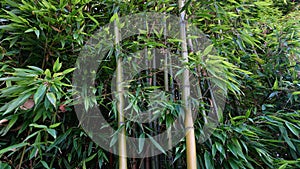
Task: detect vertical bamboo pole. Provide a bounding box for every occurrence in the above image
[178,0,197,169]
[163,8,174,168]
[114,13,128,169]
[144,15,151,169]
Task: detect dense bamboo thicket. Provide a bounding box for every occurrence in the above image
[0,0,300,169]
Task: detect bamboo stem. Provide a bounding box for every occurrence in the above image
[114,13,128,169]
[178,0,197,169]
[163,9,174,167]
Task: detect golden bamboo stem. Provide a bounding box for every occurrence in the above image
[178,0,197,169]
[114,13,128,169]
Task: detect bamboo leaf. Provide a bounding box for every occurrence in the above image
[203,44,214,56]
[146,134,166,154]
[40,161,50,169]
[34,84,47,105]
[50,123,61,128]
[53,58,62,72]
[46,92,57,107]
[138,133,145,153]
[0,143,28,156]
[27,66,44,74]
[47,128,57,139]
[285,121,300,137]
[29,123,47,129]
[62,68,76,75]
[4,93,32,115]
[0,162,12,169]
[204,151,213,169]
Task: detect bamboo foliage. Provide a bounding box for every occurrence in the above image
[1,0,300,168]
[178,0,197,169]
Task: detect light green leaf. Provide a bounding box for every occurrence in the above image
[86,13,99,26]
[203,44,214,56]
[0,143,28,157]
[272,78,278,90]
[50,123,61,128]
[62,68,76,75]
[110,13,118,23]
[46,92,57,107]
[85,153,97,163]
[27,66,44,74]
[40,161,50,169]
[47,128,57,139]
[44,69,51,78]
[53,58,62,72]
[109,132,118,147]
[138,133,145,153]
[292,91,300,95]
[29,123,47,129]
[278,163,288,169]
[146,134,166,154]
[34,84,47,105]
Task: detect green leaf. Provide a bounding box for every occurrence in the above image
[86,13,99,26]
[272,78,278,90]
[50,123,61,128]
[44,69,51,78]
[40,161,50,169]
[4,93,32,115]
[29,123,47,129]
[292,91,300,95]
[0,162,12,169]
[0,143,28,157]
[279,126,296,151]
[138,133,145,153]
[212,144,217,157]
[278,163,288,169]
[34,30,40,39]
[53,58,62,72]
[285,121,300,137]
[228,158,239,169]
[146,134,166,154]
[109,132,118,147]
[204,151,213,169]
[27,66,44,74]
[1,115,18,136]
[47,128,57,139]
[203,44,214,56]
[62,68,76,75]
[110,13,119,23]
[25,28,36,33]
[23,131,40,142]
[46,92,57,107]
[34,84,47,105]
[215,142,225,158]
[227,142,238,158]
[85,153,97,163]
